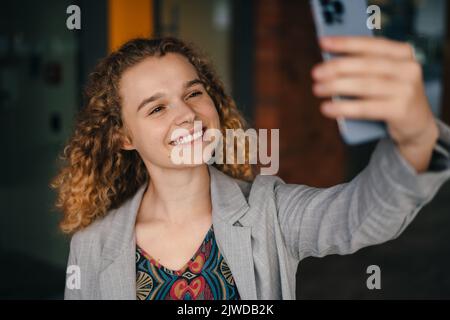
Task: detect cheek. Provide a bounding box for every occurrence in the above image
[132,120,167,150]
[204,103,220,125]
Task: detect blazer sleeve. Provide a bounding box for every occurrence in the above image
[64,234,82,300]
[275,118,450,262]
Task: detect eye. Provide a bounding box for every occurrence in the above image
[188,91,203,98]
[148,105,165,116]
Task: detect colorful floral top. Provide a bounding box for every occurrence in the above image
[136,224,241,300]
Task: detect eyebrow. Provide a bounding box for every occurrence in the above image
[136,78,204,112]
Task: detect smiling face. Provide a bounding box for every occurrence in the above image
[119,52,221,170]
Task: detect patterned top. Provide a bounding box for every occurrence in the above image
[135,224,241,300]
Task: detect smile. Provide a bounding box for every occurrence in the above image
[169,127,205,146]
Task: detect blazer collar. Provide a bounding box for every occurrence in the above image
[99,165,257,300]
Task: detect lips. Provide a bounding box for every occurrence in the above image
[169,127,206,146]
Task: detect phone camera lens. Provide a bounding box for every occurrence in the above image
[320,0,344,25]
[324,11,333,24]
[333,1,344,14]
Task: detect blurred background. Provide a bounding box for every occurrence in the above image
[0,0,449,299]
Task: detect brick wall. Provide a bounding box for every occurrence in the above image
[253,0,346,186]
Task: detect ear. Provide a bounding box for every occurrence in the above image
[121,128,136,151]
[122,138,135,150]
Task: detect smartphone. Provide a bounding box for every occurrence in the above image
[310,0,388,145]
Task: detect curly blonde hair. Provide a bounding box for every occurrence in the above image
[51,37,255,235]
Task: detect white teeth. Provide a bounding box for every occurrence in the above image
[171,130,203,146]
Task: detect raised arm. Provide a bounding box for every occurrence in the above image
[275,118,450,262]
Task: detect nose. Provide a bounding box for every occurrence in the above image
[173,100,197,126]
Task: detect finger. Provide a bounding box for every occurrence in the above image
[313,77,404,99]
[320,36,416,60]
[312,57,421,82]
[320,99,390,121]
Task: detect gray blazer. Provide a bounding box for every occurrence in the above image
[64,119,450,300]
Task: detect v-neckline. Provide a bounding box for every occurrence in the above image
[136,224,214,274]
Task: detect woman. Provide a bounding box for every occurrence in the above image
[53,36,450,300]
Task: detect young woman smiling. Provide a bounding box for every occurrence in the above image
[53,37,450,300]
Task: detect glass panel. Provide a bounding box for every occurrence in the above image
[156,0,233,94]
[0,0,79,298]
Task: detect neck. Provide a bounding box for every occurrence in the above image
[137,164,212,225]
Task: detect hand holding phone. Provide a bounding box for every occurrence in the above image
[310,0,388,145]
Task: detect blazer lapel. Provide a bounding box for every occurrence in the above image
[99,184,147,300]
[98,165,257,300]
[208,166,258,300]
[212,220,257,300]
[99,242,136,299]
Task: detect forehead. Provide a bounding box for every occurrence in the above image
[119,53,199,102]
